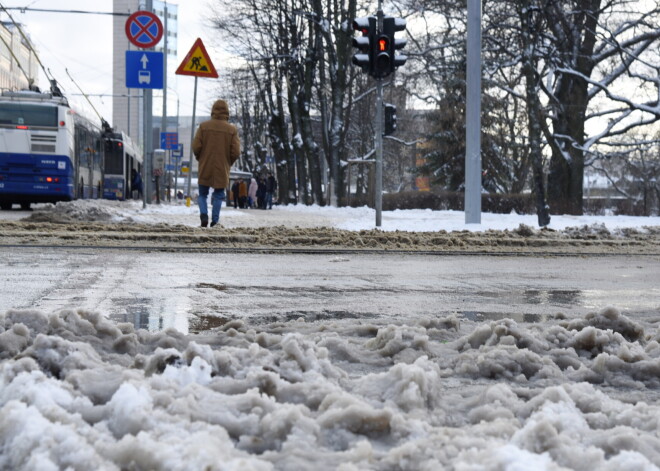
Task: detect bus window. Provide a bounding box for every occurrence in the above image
[104,141,123,175]
[0,103,58,127]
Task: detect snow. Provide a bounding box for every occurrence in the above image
[3,307,660,469]
[10,199,660,233]
[2,201,660,469]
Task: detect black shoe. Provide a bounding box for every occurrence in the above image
[210,221,218,227]
[200,215,209,227]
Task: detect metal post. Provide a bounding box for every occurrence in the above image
[465,0,482,223]
[142,0,154,206]
[161,3,168,143]
[142,89,148,207]
[161,4,168,204]
[375,2,384,227]
[186,76,198,202]
[375,79,383,227]
[174,97,179,198]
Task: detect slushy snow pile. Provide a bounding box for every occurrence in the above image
[2,307,660,470]
[20,199,660,233]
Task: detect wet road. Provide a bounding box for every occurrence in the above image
[2,247,658,333]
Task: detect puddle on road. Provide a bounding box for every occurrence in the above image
[103,287,654,334]
[459,311,548,323]
[523,289,581,305]
[196,283,230,291]
[108,297,164,331]
[188,315,231,333]
[470,289,582,306]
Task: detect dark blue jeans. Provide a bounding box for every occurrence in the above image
[198,185,225,223]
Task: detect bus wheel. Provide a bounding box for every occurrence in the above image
[0,202,11,210]
[20,202,31,211]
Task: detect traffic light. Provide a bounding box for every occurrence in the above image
[352,15,407,79]
[383,17,407,74]
[352,16,376,74]
[384,104,397,135]
[373,34,391,78]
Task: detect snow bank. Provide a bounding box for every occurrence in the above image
[2,307,660,469]
[19,199,660,233]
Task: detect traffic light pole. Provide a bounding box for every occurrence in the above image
[375,78,384,227]
[352,2,406,228]
[374,3,384,227]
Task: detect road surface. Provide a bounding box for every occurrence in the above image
[2,247,658,334]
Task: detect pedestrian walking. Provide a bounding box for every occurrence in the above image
[130,168,143,200]
[257,177,266,209]
[231,180,240,208]
[192,99,241,227]
[238,178,248,208]
[248,177,258,208]
[265,171,277,209]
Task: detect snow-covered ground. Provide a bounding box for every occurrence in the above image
[4,199,660,232]
[2,200,660,470]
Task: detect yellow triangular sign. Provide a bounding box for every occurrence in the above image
[175,38,218,78]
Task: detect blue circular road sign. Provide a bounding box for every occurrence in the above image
[125,11,163,49]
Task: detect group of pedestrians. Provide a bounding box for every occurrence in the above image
[230,173,276,210]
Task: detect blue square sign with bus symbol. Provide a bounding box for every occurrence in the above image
[126,51,163,89]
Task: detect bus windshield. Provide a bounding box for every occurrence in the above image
[0,103,59,127]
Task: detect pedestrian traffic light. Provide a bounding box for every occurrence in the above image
[372,34,392,78]
[352,16,376,74]
[384,103,397,135]
[383,17,407,74]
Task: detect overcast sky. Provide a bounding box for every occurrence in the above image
[4,0,226,126]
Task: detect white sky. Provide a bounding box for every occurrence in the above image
[4,0,226,125]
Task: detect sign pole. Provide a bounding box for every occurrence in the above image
[186,76,198,206]
[175,37,218,206]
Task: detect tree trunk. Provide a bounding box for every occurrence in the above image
[544,0,601,215]
[520,0,550,226]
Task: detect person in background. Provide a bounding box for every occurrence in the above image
[248,177,258,209]
[265,171,277,209]
[130,168,143,200]
[257,176,267,209]
[192,99,241,227]
[238,178,248,208]
[231,179,240,208]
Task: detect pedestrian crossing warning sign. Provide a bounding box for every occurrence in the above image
[175,38,219,78]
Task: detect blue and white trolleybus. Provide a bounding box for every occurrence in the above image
[0,90,104,210]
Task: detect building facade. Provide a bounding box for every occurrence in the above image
[0,22,39,92]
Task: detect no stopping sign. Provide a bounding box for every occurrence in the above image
[125,11,163,49]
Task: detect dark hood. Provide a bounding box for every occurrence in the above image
[211,100,229,120]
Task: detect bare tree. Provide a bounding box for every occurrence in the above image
[541,0,660,214]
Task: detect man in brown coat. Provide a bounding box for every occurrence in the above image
[193,99,241,227]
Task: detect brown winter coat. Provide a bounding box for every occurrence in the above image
[193,100,240,189]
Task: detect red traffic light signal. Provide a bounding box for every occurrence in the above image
[373,35,391,78]
[383,17,407,73]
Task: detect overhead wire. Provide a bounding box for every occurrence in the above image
[0,1,62,94]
